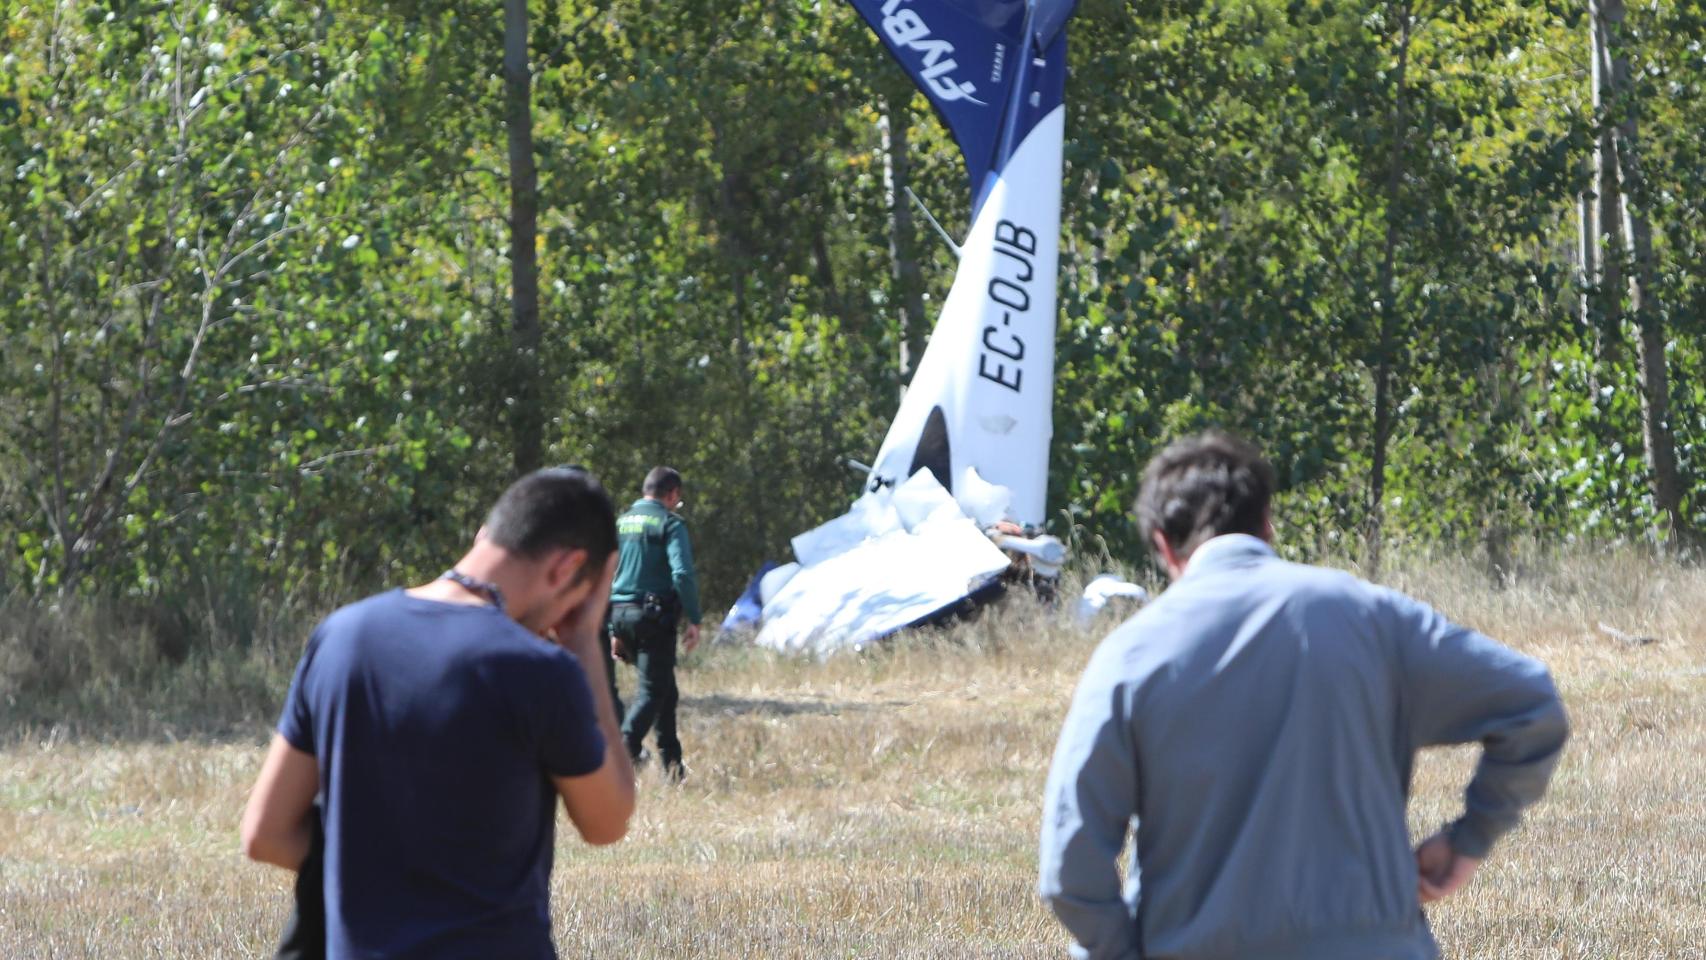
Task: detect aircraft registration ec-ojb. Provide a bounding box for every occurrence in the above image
[742,0,1079,655]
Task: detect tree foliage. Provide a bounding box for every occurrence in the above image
[3,0,1702,616]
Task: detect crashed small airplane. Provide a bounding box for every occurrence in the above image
[740,0,1078,655]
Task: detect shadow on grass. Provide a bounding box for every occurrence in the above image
[684,693,910,718]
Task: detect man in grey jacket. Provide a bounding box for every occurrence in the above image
[1038,433,1568,960]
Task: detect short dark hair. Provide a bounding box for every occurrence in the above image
[642,466,682,498]
[1135,432,1275,558]
[484,467,617,562]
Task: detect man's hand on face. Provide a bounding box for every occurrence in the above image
[682,623,701,654]
[552,554,616,661]
[1415,830,1480,905]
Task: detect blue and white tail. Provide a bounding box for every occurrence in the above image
[751,0,1078,654]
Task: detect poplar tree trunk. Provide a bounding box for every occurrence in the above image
[1589,0,1625,367]
[710,124,773,554]
[1623,196,1690,548]
[1366,5,1414,580]
[504,0,544,477]
[1575,166,1595,332]
[881,91,928,394]
[1592,0,1697,550]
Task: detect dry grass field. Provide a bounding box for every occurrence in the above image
[2,549,1703,958]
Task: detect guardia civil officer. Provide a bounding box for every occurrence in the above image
[608,466,702,781]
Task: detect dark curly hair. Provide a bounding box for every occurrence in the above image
[1135,432,1275,559]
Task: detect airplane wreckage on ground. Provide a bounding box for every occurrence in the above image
[724,0,1143,654]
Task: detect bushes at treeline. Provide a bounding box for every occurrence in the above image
[2,0,1701,621]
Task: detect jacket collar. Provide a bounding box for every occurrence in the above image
[1181,533,1276,578]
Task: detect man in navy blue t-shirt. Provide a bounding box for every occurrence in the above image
[241,468,637,959]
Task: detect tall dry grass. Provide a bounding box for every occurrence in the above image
[0,581,318,738]
[1,547,1702,958]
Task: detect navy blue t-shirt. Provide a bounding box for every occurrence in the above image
[277,590,605,960]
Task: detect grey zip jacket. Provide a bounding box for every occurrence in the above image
[1038,535,1568,960]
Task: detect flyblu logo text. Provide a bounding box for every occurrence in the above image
[977,221,1035,394]
[880,0,985,105]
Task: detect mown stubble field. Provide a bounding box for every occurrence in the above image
[2,551,1703,958]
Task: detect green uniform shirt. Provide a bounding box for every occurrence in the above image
[610,498,702,625]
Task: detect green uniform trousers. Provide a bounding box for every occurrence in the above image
[597,614,625,722]
[608,602,682,770]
